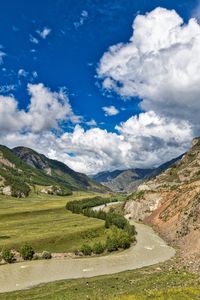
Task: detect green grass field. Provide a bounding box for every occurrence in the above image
[0,192,108,252]
[0,265,199,300]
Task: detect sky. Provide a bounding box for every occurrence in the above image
[0,0,200,174]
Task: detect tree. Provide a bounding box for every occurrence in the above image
[20,244,35,260]
[2,248,14,263]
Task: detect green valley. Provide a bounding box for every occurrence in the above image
[0,192,107,252]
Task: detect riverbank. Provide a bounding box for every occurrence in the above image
[0,262,199,299]
[0,221,175,293]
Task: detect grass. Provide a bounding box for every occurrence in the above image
[0,192,108,252]
[0,265,199,299]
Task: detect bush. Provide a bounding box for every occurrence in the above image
[106,236,119,252]
[80,244,92,256]
[106,226,132,252]
[93,242,105,254]
[20,244,35,260]
[2,248,14,263]
[41,251,52,259]
[118,232,131,249]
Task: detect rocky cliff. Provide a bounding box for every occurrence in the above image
[125,138,200,272]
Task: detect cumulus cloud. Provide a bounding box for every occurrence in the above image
[98,7,200,127]
[102,105,119,116]
[36,27,51,39]
[0,83,79,134]
[0,111,192,174]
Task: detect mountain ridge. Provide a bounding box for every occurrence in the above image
[92,154,183,193]
[0,145,108,197]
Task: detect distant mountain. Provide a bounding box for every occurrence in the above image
[92,155,183,193]
[0,145,108,197]
[125,138,200,272]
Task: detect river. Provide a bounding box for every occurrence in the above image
[0,203,175,293]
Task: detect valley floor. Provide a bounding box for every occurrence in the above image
[0,192,107,252]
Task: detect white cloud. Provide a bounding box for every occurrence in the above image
[74,10,89,29]
[36,27,51,39]
[0,83,79,134]
[18,69,28,77]
[98,7,200,127]
[32,71,38,78]
[102,105,119,116]
[0,84,16,93]
[86,119,97,126]
[29,35,39,44]
[0,108,193,174]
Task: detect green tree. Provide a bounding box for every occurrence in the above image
[20,244,35,260]
[2,248,14,263]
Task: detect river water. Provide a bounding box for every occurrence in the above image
[0,203,175,293]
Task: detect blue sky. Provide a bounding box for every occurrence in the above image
[0,0,200,173]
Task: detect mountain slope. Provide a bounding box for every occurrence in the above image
[125,138,200,272]
[13,146,100,191]
[0,145,107,197]
[92,155,183,193]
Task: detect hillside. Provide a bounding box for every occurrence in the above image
[92,156,183,193]
[125,138,200,272]
[0,145,107,197]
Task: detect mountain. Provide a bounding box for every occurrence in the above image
[0,145,107,197]
[92,156,183,193]
[125,138,200,272]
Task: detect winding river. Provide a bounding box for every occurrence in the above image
[0,203,175,293]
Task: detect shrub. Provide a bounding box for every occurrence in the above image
[106,236,119,252]
[20,244,35,260]
[41,251,52,259]
[1,248,14,263]
[93,242,105,254]
[80,244,92,256]
[106,226,132,251]
[118,232,131,249]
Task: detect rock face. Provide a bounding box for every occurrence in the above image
[92,155,183,193]
[124,138,200,272]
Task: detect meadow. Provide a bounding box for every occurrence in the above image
[0,192,107,252]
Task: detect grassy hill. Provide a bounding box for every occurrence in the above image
[0,145,107,197]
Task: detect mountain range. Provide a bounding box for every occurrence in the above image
[92,155,183,193]
[0,145,107,197]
